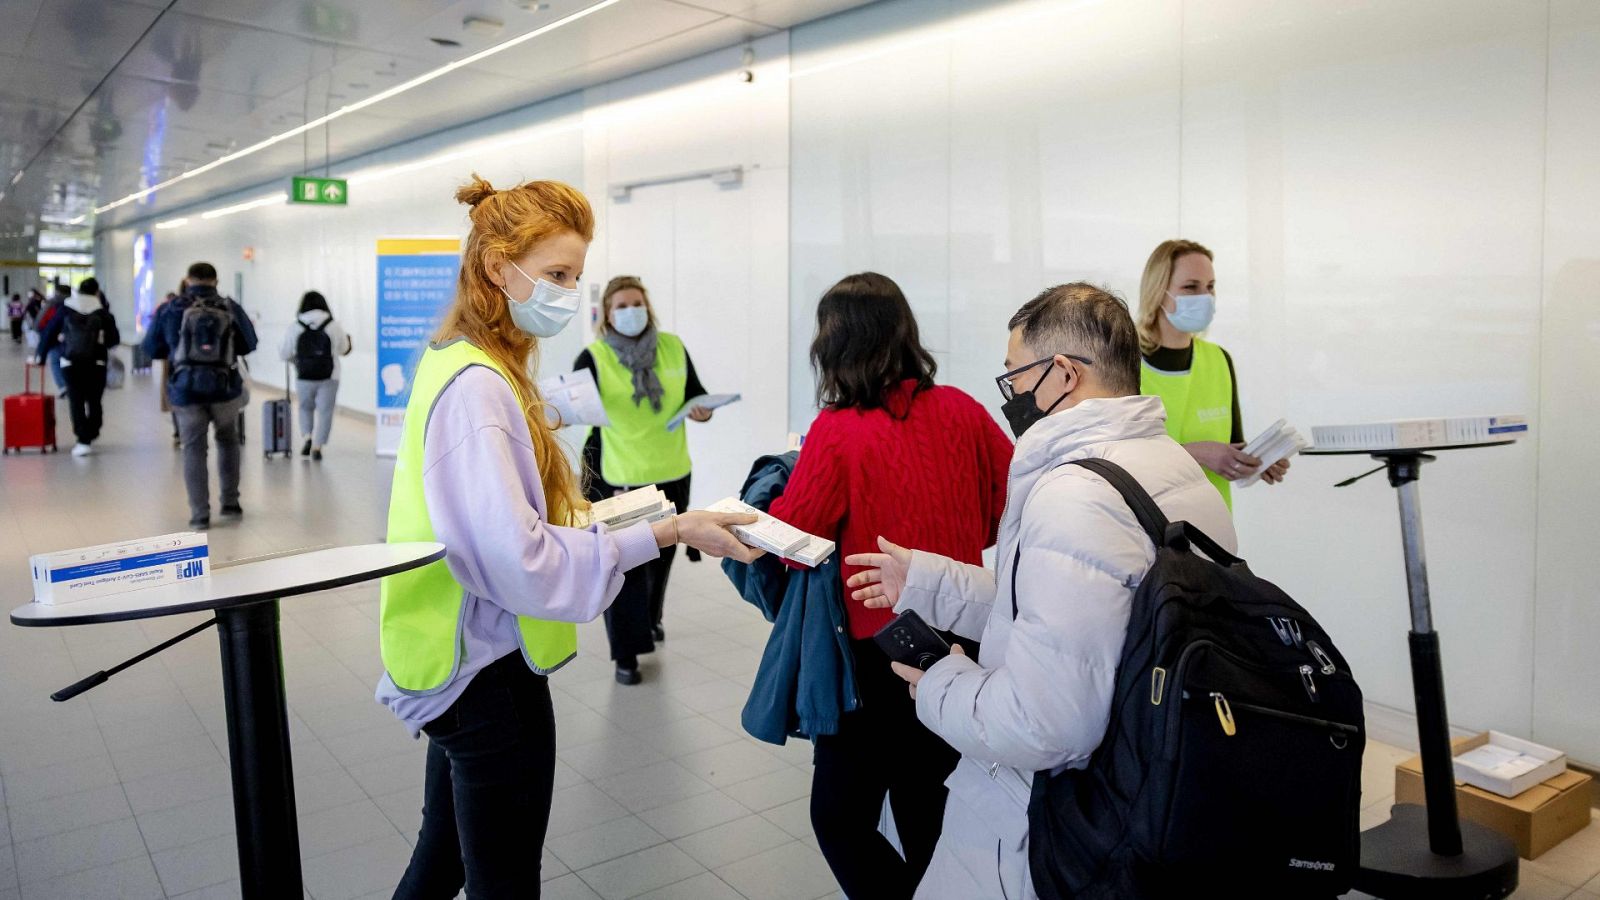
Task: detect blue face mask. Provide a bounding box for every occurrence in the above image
[1165,292,1215,334]
[501,261,580,338]
[610,306,650,338]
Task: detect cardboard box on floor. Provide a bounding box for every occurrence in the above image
[1395,732,1593,860]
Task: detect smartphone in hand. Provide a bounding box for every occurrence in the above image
[872,609,951,671]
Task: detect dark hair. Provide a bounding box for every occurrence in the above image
[1007,283,1141,395]
[810,272,937,412]
[77,277,99,295]
[186,262,217,282]
[298,291,330,316]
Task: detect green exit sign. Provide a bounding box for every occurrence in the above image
[291,176,348,205]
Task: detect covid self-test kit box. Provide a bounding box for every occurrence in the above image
[30,532,210,606]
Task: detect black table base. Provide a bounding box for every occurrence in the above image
[1358,805,1520,899]
[1318,449,1520,899]
[217,599,302,898]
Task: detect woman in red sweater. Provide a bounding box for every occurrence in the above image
[768,272,1013,900]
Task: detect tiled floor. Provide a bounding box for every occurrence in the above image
[0,345,1596,899]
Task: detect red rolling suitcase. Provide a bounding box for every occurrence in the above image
[5,363,58,453]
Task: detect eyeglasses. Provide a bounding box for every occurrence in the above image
[996,354,1093,402]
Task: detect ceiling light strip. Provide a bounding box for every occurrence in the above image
[92,0,624,217]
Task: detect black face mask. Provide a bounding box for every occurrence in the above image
[1001,364,1070,439]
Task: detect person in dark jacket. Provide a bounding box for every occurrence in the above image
[34,277,120,457]
[722,452,859,745]
[142,262,259,529]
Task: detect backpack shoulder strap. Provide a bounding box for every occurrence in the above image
[1009,456,1244,619]
[1009,456,1170,621]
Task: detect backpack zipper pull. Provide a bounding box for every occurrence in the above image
[1287,619,1304,647]
[1308,640,1337,676]
[1299,665,1320,703]
[1267,618,1293,646]
[1210,692,1237,736]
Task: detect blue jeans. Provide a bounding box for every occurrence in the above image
[46,349,63,393]
[393,653,556,899]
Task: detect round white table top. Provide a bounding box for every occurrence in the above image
[10,542,445,627]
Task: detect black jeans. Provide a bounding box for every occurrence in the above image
[811,639,965,900]
[62,363,107,445]
[584,471,691,663]
[393,652,557,899]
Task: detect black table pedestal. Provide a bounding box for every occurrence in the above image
[1345,451,1518,899]
[216,599,302,899]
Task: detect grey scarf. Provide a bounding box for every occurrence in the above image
[603,326,664,412]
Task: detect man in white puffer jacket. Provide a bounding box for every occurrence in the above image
[847,283,1237,899]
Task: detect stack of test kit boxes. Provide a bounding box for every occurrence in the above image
[707,497,835,567]
[30,532,210,606]
[1310,415,1527,451]
[579,486,676,531]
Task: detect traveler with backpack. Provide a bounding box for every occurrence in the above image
[33,277,121,457]
[848,284,1244,898]
[278,290,351,460]
[142,262,259,529]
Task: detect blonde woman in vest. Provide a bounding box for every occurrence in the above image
[1136,239,1290,510]
[381,175,760,899]
[573,276,714,685]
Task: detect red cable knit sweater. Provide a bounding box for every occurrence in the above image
[768,381,1014,639]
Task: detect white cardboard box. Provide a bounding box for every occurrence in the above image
[1452,730,1568,799]
[30,532,209,606]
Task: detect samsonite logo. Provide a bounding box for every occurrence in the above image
[1288,858,1337,872]
[176,560,205,579]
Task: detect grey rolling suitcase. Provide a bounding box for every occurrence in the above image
[262,365,292,458]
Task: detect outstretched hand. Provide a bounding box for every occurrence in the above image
[844,536,911,609]
[667,511,766,564]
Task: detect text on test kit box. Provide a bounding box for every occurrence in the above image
[30,532,210,605]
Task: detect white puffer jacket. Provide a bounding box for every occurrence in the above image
[900,395,1237,900]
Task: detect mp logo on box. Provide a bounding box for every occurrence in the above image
[175,560,205,580]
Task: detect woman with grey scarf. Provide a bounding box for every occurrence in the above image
[574,276,714,684]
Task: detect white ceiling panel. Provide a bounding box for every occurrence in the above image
[0,0,876,251]
[667,0,873,28]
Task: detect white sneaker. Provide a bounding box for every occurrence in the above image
[71,443,92,457]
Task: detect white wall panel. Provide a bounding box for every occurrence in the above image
[1534,0,1600,762]
[946,0,1182,404]
[1182,0,1549,736]
[789,0,956,428]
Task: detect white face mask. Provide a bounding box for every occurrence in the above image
[610,306,649,338]
[1165,292,1216,334]
[501,261,580,338]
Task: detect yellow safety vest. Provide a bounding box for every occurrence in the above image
[380,340,577,693]
[1141,338,1236,509]
[589,333,691,486]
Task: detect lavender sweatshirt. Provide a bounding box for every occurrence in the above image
[377,365,660,736]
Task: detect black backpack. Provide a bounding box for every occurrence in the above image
[61,309,105,363]
[173,295,236,371]
[1023,458,1364,899]
[294,320,335,380]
